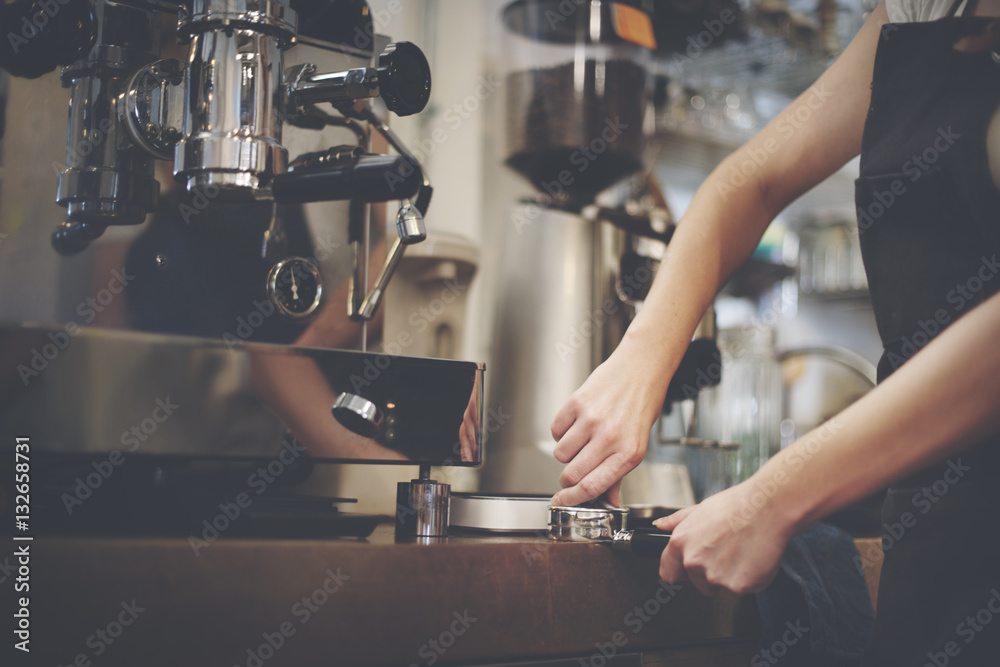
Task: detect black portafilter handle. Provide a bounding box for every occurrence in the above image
[615,529,672,558]
[272,153,423,205]
[663,337,722,408]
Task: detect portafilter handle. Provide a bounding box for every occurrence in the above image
[611,529,672,558]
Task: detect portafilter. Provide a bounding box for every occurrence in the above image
[548,505,671,557]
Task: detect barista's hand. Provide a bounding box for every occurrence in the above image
[653,481,791,596]
[549,347,667,507]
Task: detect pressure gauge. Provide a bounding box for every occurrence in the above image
[267,257,323,319]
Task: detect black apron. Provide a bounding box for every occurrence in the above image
[855,4,1000,664]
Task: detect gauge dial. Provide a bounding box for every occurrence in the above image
[267,257,323,319]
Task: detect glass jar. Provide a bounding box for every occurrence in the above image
[695,326,783,485]
[501,0,651,198]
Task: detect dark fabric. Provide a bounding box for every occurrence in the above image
[855,15,1000,666]
[755,522,874,666]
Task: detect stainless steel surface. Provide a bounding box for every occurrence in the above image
[0,323,485,465]
[481,204,630,494]
[450,493,552,532]
[121,58,186,160]
[174,6,290,199]
[176,0,297,39]
[359,236,406,320]
[286,63,380,109]
[395,202,426,242]
[548,505,670,556]
[548,505,629,542]
[396,477,451,536]
[0,23,374,325]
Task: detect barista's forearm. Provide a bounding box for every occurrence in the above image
[758,292,1000,535]
[620,2,883,377]
[618,155,780,374]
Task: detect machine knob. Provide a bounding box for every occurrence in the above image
[332,392,383,438]
[377,41,431,117]
[0,0,96,79]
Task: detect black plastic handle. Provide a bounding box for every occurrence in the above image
[377,41,432,117]
[628,529,671,558]
[272,154,422,204]
[593,206,675,245]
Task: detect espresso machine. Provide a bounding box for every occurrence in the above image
[0,0,480,537]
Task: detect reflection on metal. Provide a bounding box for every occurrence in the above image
[121,58,185,161]
[331,392,383,439]
[0,323,484,466]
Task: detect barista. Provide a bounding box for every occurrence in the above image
[550,0,1000,662]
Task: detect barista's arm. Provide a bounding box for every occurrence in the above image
[549,2,890,507]
[656,290,1000,595]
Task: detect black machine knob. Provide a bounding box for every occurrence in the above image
[51,220,108,257]
[0,0,96,79]
[377,41,431,117]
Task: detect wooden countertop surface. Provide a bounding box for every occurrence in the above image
[30,525,754,666]
[29,527,884,667]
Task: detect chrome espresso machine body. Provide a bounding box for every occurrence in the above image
[0,0,479,536]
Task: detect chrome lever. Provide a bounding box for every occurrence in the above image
[357,202,427,321]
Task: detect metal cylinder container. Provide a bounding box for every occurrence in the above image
[174,0,297,199]
[396,478,451,537]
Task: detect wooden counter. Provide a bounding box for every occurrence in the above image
[29,528,884,667]
[30,525,754,666]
